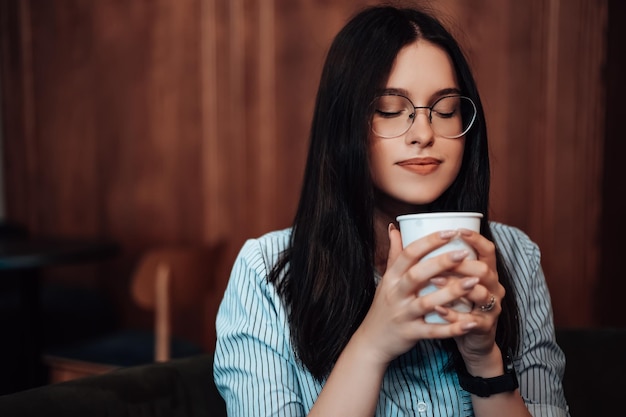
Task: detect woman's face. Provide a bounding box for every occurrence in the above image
[369,39,465,213]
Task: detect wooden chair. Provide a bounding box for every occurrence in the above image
[43,244,224,383]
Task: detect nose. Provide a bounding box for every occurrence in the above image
[404,109,434,147]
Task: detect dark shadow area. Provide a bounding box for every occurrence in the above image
[0,282,118,394]
[0,354,227,417]
[556,327,626,417]
[598,0,626,325]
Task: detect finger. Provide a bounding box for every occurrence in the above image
[429,276,448,287]
[410,318,478,339]
[440,290,502,328]
[386,223,403,270]
[405,249,470,284]
[433,305,497,336]
[460,276,505,311]
[409,276,478,318]
[433,305,457,322]
[397,249,470,296]
[432,306,482,331]
[446,256,504,299]
[473,291,502,316]
[447,257,491,282]
[458,228,496,261]
[388,230,459,276]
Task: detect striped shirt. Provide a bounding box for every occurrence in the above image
[214,222,570,417]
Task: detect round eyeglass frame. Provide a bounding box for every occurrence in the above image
[369,94,477,139]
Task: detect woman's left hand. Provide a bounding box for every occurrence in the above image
[432,228,505,367]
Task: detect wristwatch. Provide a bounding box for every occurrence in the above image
[457,354,519,397]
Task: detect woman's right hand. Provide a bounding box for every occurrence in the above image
[353,223,480,365]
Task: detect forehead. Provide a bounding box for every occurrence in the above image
[385,39,459,100]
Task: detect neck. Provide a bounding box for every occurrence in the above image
[372,189,429,274]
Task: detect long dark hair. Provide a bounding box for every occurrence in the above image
[269,5,519,381]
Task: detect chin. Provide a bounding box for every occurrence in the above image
[399,191,444,206]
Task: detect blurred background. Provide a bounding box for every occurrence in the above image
[0,0,624,392]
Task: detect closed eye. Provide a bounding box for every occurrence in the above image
[431,95,462,119]
[432,109,457,119]
[375,109,407,118]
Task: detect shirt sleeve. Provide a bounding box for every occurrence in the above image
[495,224,571,417]
[213,238,306,417]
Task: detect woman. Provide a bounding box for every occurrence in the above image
[214,4,569,417]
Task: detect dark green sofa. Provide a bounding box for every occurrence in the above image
[0,354,226,417]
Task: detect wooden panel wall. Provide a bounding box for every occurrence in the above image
[1,0,211,338]
[199,0,378,245]
[427,0,607,326]
[0,0,614,343]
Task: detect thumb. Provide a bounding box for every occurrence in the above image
[386,223,403,270]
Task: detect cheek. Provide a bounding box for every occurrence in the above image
[449,142,465,175]
[439,143,465,191]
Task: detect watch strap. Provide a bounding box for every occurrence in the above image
[457,355,519,398]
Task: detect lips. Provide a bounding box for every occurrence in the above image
[397,157,441,175]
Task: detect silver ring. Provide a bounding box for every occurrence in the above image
[479,294,496,312]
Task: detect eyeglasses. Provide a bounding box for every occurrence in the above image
[370,94,477,139]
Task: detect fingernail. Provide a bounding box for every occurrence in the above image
[430,277,448,286]
[458,228,474,236]
[461,277,479,289]
[439,230,457,239]
[388,223,397,233]
[450,249,469,261]
[461,322,478,331]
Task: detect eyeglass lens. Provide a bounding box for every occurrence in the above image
[371,95,476,139]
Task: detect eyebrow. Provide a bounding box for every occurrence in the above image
[381,87,462,100]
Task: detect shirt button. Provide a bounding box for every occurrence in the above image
[417,401,428,413]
